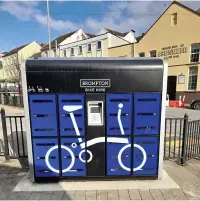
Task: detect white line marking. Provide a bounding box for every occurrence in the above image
[45,145,75,173]
[118,144,147,172]
[63,105,83,112]
[80,137,129,149]
[69,112,82,143]
[118,103,125,135]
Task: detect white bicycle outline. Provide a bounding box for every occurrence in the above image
[45,103,147,173]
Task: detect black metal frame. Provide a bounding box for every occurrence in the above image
[1,108,27,159]
[2,106,200,166]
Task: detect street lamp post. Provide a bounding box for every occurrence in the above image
[47,0,51,57]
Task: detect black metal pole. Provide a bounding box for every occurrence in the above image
[181,113,188,165]
[1,108,10,161]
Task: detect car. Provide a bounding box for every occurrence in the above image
[190,99,200,110]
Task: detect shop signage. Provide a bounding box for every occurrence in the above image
[178,74,185,84]
[80,79,111,92]
[158,44,187,60]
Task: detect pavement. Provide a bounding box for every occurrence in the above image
[1,156,200,200]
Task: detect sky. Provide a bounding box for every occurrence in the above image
[0,1,199,52]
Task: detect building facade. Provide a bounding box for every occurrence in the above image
[41,29,95,57]
[59,28,136,57]
[108,1,200,104]
[0,52,6,81]
[2,41,41,82]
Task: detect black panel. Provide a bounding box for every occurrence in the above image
[26,58,164,93]
[86,93,105,177]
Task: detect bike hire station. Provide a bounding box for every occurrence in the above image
[21,58,167,182]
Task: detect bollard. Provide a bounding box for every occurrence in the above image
[1,108,10,161]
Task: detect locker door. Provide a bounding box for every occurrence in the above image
[32,139,59,177]
[58,94,85,137]
[107,137,131,175]
[29,94,57,137]
[106,94,132,135]
[60,138,86,176]
[133,136,158,175]
[134,93,161,135]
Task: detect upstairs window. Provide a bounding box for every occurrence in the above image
[63,49,67,57]
[188,66,198,91]
[70,48,74,56]
[190,43,200,63]
[139,52,145,57]
[150,50,157,57]
[97,41,102,50]
[171,13,177,26]
[88,43,91,52]
[79,46,82,54]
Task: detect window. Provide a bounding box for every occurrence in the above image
[54,50,56,57]
[139,52,145,57]
[70,48,74,56]
[87,43,91,52]
[0,61,2,69]
[190,43,200,63]
[97,41,102,50]
[79,46,82,54]
[150,50,157,57]
[171,13,177,26]
[45,51,48,57]
[63,49,67,57]
[188,66,198,91]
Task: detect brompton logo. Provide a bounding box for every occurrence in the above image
[80,79,111,88]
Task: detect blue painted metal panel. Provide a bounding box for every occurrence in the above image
[61,138,86,176]
[134,93,161,135]
[29,94,57,137]
[59,94,85,137]
[32,139,59,177]
[106,94,132,135]
[133,136,158,175]
[107,137,131,175]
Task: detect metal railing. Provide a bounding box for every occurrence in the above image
[164,114,200,164]
[186,119,200,161]
[1,107,200,165]
[0,108,27,160]
[164,117,185,161]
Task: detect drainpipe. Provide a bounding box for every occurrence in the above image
[132,30,136,57]
[55,40,57,57]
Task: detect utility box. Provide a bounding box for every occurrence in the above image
[21,58,167,182]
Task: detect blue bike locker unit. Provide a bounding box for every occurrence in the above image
[21,58,168,182]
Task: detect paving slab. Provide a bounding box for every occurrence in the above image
[160,189,175,200]
[108,190,119,200]
[97,190,108,200]
[150,189,165,200]
[140,189,153,200]
[128,189,141,200]
[13,170,179,191]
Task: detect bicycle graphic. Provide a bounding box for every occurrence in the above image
[45,103,147,173]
